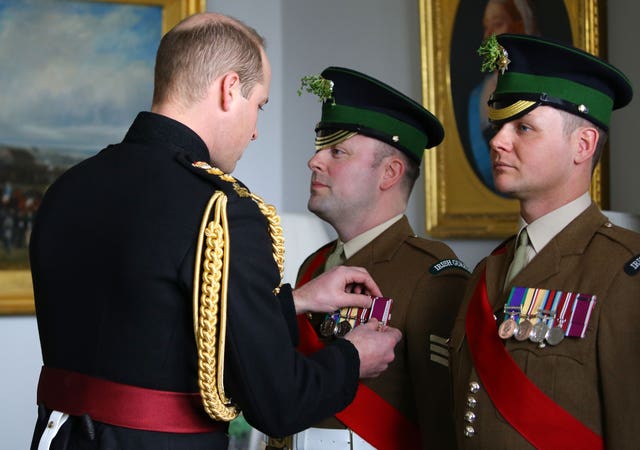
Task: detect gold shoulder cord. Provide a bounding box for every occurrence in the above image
[192,163,284,422]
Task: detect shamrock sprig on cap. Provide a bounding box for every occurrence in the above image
[297,74,335,104]
[478,34,510,74]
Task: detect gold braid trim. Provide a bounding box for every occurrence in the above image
[193,191,238,421]
[191,162,285,422]
[249,192,285,283]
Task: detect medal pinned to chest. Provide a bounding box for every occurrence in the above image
[498,286,596,347]
[319,296,393,337]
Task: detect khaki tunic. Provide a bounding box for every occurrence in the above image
[450,204,640,449]
[299,216,469,449]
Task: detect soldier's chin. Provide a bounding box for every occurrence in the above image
[491,180,516,198]
[307,202,330,221]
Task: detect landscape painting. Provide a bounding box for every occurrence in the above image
[0,0,162,313]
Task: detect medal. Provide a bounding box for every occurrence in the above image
[530,321,548,343]
[319,317,337,337]
[516,288,542,343]
[499,290,526,340]
[498,306,520,339]
[530,308,551,343]
[544,291,572,345]
[513,289,536,341]
[335,320,352,337]
[498,318,518,339]
[514,318,533,341]
[319,310,340,337]
[545,326,565,345]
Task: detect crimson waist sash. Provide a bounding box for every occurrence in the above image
[37,366,221,433]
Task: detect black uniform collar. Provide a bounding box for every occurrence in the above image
[123,112,210,163]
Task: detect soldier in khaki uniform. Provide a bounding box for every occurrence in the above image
[450,34,640,449]
[268,67,469,450]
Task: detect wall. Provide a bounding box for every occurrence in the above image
[2,0,639,447]
[607,3,640,213]
[217,1,285,208]
[0,317,41,446]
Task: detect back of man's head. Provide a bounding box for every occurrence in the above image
[152,12,265,109]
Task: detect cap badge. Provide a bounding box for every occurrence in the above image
[479,34,510,74]
[298,74,335,105]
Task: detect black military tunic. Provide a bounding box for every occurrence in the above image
[30,112,359,449]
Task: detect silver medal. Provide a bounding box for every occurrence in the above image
[529,321,548,343]
[545,326,565,345]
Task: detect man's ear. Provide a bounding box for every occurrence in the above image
[380,157,405,190]
[220,72,240,112]
[574,126,598,165]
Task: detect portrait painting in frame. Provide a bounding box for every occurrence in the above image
[0,0,204,315]
[419,0,606,238]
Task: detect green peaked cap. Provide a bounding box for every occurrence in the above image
[305,66,444,161]
[482,33,633,130]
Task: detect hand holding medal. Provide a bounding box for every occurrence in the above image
[320,296,394,338]
[292,265,382,314]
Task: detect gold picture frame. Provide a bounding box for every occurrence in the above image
[112,0,206,34]
[0,0,204,315]
[419,0,605,238]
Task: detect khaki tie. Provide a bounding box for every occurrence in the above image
[504,228,530,287]
[325,241,345,270]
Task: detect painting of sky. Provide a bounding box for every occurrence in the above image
[0,0,161,156]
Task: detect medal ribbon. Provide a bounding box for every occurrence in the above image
[544,290,561,328]
[530,289,550,324]
[465,269,603,450]
[503,286,525,321]
[567,294,597,338]
[520,287,536,322]
[295,246,421,450]
[539,289,556,321]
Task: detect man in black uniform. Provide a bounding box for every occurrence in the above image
[29,12,401,450]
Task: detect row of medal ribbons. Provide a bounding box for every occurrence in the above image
[498,286,597,347]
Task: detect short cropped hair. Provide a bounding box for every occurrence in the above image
[558,110,608,172]
[371,140,420,199]
[152,16,265,108]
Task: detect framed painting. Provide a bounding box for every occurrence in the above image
[419,0,606,238]
[0,0,204,315]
